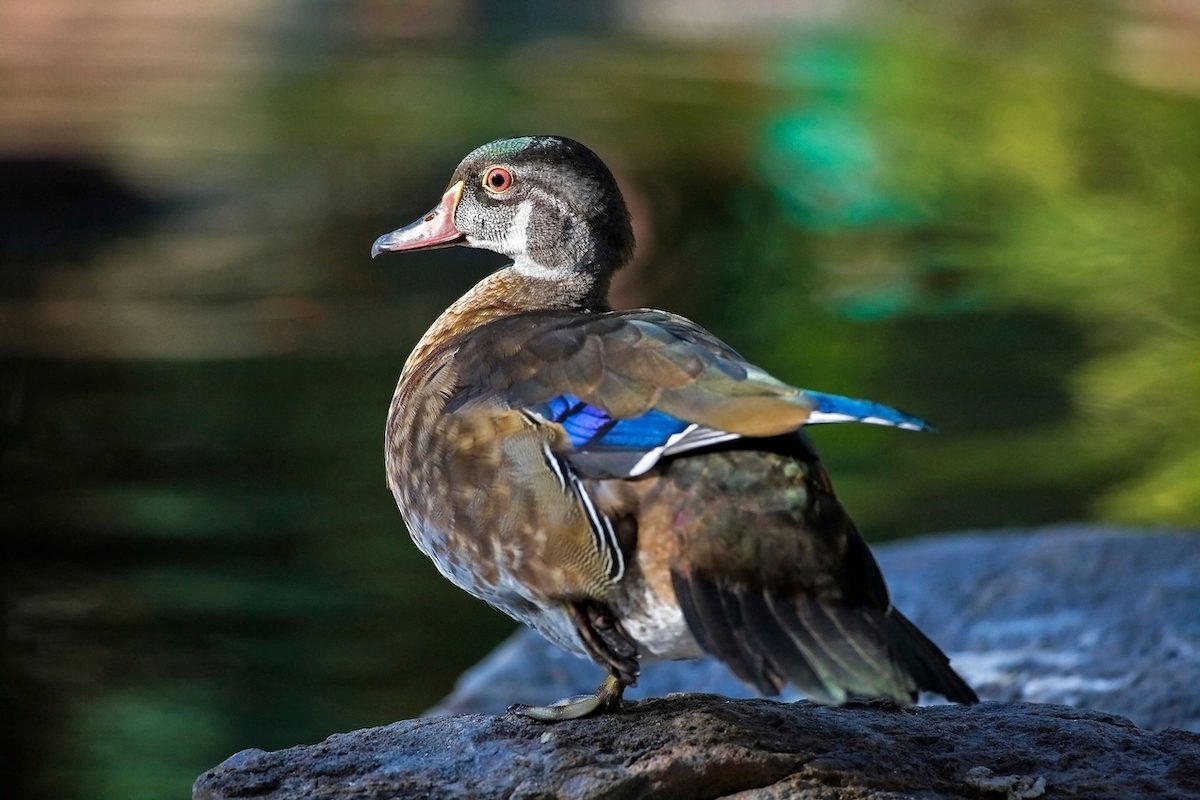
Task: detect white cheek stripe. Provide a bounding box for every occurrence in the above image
[497,200,534,256]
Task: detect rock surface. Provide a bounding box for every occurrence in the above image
[435,527,1200,732]
[196,528,1200,799]
[194,695,1200,800]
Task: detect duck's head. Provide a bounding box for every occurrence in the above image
[371,136,634,282]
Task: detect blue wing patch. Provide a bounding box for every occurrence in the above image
[803,390,933,432]
[539,394,691,450]
[531,394,740,478]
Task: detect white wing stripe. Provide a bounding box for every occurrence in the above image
[541,443,568,489]
[806,411,923,430]
[628,423,741,477]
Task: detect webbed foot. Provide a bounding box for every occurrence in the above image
[510,673,626,722]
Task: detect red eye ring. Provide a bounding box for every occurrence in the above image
[483,166,514,194]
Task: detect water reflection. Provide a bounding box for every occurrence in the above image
[2,2,1198,798]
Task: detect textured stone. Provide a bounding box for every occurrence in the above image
[195,528,1200,799]
[194,695,1200,800]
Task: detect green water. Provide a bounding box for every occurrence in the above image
[3,2,1199,798]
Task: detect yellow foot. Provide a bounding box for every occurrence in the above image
[510,674,625,723]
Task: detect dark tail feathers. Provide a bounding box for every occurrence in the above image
[882,607,978,704]
[671,570,977,705]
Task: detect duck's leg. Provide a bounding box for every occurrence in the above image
[512,600,640,723]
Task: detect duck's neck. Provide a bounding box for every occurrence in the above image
[400,263,611,380]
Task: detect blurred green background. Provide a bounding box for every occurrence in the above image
[2,1,1198,798]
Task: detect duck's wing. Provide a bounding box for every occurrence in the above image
[439,309,975,706]
[448,309,930,478]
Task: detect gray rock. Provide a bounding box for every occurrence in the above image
[193,695,1200,800]
[195,528,1200,799]
[434,527,1200,732]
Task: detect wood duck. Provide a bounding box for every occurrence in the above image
[372,136,977,721]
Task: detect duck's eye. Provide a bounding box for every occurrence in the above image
[483,166,514,194]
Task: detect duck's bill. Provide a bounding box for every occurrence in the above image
[371,181,466,257]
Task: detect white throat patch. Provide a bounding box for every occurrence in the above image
[465,197,564,278]
[492,200,534,257]
[511,257,560,278]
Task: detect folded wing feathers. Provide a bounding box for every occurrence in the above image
[491,314,933,477]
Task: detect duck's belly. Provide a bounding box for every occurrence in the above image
[405,509,703,664]
[618,580,704,661]
[404,513,592,657]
